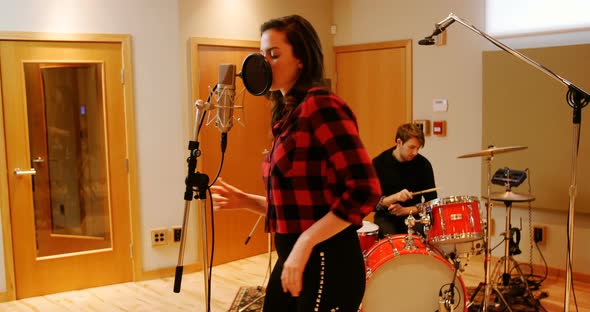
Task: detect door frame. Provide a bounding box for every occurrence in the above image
[0,31,139,301]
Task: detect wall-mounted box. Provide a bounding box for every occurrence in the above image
[413,120,431,136]
[432,120,446,136]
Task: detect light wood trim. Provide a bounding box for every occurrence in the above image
[0,32,139,299]
[189,37,259,103]
[0,55,17,303]
[0,31,133,43]
[404,41,413,123]
[334,40,411,53]
[120,34,142,282]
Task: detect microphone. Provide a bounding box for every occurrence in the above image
[215,64,236,134]
[418,37,436,46]
[419,14,456,46]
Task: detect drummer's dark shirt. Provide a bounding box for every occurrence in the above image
[372,146,437,236]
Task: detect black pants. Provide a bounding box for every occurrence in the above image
[263,226,366,312]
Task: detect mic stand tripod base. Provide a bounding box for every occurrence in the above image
[468,280,512,312]
[490,255,539,310]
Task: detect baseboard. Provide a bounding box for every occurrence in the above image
[137,263,200,282]
[0,290,15,302]
[490,256,590,284]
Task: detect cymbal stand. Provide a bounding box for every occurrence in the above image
[469,152,511,311]
[497,199,529,287]
[482,154,495,310]
[489,198,539,309]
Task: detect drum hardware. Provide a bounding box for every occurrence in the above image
[483,185,535,287]
[457,145,527,311]
[404,209,431,250]
[483,186,537,309]
[438,254,462,312]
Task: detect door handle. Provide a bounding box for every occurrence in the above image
[32,157,45,163]
[14,168,37,176]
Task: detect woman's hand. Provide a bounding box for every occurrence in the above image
[210,178,268,215]
[210,178,246,211]
[281,237,314,297]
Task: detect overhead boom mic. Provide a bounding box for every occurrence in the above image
[418,14,456,46]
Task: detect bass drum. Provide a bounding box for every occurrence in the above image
[362,234,467,312]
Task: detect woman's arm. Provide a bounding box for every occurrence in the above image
[210,178,267,216]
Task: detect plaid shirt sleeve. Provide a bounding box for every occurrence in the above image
[304,91,381,225]
[264,88,381,233]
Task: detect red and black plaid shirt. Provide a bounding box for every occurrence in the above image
[263,88,381,234]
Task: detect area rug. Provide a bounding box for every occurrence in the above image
[228,286,265,312]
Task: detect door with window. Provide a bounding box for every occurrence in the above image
[1,40,133,298]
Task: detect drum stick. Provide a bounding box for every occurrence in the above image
[411,187,439,196]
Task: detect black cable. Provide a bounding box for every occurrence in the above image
[206,187,215,312]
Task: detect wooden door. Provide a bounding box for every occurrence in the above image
[1,40,133,298]
[191,38,271,266]
[334,40,413,158]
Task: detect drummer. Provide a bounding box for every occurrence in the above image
[372,122,437,237]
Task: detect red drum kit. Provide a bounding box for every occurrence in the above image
[358,146,534,312]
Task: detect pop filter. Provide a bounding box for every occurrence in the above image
[239,53,272,96]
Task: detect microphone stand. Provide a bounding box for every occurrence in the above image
[173,99,213,312]
[422,13,590,311]
[439,253,459,312]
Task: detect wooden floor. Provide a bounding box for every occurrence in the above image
[0,252,588,311]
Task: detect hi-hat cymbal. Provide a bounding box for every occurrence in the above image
[458,146,527,158]
[482,191,535,202]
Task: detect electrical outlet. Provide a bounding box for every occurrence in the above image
[533,225,546,244]
[151,228,168,246]
[171,226,182,243]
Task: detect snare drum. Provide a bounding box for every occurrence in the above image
[357,221,379,253]
[362,234,467,312]
[423,196,483,245]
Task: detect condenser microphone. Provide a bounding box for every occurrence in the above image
[215,64,236,134]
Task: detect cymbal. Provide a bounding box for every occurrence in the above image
[482,191,535,202]
[458,146,527,158]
